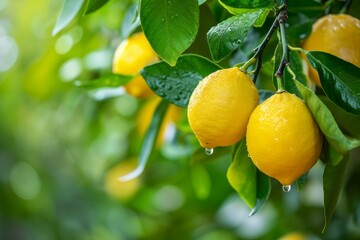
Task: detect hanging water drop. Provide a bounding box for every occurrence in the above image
[205,148,214,155]
[282,185,291,192]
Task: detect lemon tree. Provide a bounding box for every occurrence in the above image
[54,0,360,234]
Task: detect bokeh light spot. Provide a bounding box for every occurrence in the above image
[0,35,18,72]
[55,34,74,55]
[10,162,41,200]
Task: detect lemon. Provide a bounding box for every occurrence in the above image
[187,67,259,149]
[279,232,307,240]
[112,32,158,98]
[105,160,141,201]
[137,97,183,145]
[246,92,323,185]
[303,14,360,86]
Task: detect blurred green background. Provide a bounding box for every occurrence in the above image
[1,0,360,239]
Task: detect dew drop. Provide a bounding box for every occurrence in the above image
[247,154,251,158]
[282,185,291,192]
[205,148,214,155]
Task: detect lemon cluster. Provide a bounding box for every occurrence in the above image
[187,68,323,185]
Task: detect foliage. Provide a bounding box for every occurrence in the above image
[1,0,360,239]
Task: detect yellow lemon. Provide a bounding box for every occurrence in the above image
[112,32,158,98]
[246,92,323,185]
[105,160,141,201]
[187,67,259,149]
[303,14,360,86]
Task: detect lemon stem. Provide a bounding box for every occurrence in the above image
[274,3,289,92]
[240,57,256,72]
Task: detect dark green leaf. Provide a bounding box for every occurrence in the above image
[259,90,274,103]
[294,80,360,159]
[321,96,360,139]
[207,9,264,62]
[320,139,344,166]
[53,0,86,36]
[191,165,211,200]
[287,13,314,43]
[219,0,274,9]
[323,154,349,231]
[307,51,360,115]
[249,171,271,216]
[296,172,308,191]
[284,51,309,96]
[254,9,271,27]
[191,147,231,164]
[287,0,324,18]
[85,0,109,14]
[141,54,221,107]
[140,0,199,66]
[120,100,169,181]
[227,139,257,208]
[121,3,140,40]
[74,74,134,89]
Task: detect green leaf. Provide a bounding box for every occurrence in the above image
[219,0,274,9]
[254,9,271,27]
[321,96,360,139]
[323,154,349,231]
[53,0,86,36]
[207,9,264,62]
[296,172,308,191]
[121,3,140,40]
[227,139,257,208]
[191,147,231,164]
[283,51,309,97]
[249,170,271,216]
[294,80,360,159]
[85,0,110,14]
[141,54,221,107]
[287,13,313,43]
[191,165,211,200]
[140,0,199,66]
[120,100,169,181]
[74,74,134,89]
[306,51,360,115]
[287,0,324,18]
[259,90,274,103]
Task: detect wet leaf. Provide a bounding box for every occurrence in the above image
[207,9,264,62]
[120,100,169,181]
[74,74,134,89]
[227,139,257,208]
[141,54,221,107]
[294,80,360,160]
[53,0,86,36]
[140,0,199,66]
[323,154,349,231]
[219,0,274,9]
[307,51,360,115]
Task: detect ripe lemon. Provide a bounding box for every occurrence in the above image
[137,97,183,145]
[105,160,141,201]
[187,67,259,149]
[246,92,323,185]
[303,14,360,86]
[112,32,158,98]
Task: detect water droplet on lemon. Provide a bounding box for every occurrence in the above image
[282,185,291,192]
[205,148,214,155]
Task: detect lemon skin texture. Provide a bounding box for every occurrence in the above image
[188,67,259,149]
[303,14,360,86]
[246,92,323,185]
[112,32,158,98]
